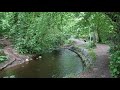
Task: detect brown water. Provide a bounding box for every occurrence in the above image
[0,49,83,78]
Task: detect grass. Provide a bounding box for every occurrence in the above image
[0,56,8,63]
[0,45,8,63]
[88,48,96,61]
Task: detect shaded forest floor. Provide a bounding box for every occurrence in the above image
[79,44,111,78]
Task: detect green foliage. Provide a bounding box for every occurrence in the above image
[0,12,75,54]
[0,56,8,63]
[13,13,63,54]
[88,48,96,60]
[0,46,7,63]
[0,12,114,54]
[87,41,96,48]
[64,40,74,45]
[105,12,120,78]
[0,12,14,36]
[0,44,4,49]
[71,12,114,43]
[110,51,120,78]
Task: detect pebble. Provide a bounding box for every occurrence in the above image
[25,58,29,62]
[10,75,15,78]
[3,76,9,78]
[39,56,42,59]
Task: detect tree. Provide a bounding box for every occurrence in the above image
[0,12,75,54]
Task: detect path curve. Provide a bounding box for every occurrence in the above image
[79,44,111,78]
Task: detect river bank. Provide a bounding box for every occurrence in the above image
[78,44,111,78]
[0,37,110,78]
[0,38,32,71]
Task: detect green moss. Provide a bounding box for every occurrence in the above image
[88,48,96,61]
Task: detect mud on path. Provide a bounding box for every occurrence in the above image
[79,44,111,78]
[0,38,31,70]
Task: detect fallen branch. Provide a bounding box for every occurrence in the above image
[0,59,17,71]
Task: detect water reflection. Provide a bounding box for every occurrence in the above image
[0,49,83,78]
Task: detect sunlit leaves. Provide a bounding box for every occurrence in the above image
[2,12,75,54]
[105,12,120,78]
[110,51,120,77]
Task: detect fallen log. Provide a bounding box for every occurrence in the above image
[0,59,17,71]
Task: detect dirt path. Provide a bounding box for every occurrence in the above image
[79,44,111,78]
[0,38,31,70]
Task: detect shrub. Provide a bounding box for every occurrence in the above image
[110,51,120,78]
[0,56,8,63]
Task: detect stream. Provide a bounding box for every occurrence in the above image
[0,49,84,78]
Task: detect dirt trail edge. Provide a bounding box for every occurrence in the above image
[79,44,111,78]
[0,38,30,70]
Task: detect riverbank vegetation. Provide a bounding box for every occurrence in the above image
[0,44,7,63]
[0,12,119,78]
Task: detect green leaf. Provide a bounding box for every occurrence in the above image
[113,68,117,73]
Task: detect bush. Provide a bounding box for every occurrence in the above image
[0,47,8,63]
[5,12,68,54]
[87,41,96,48]
[88,48,96,60]
[0,56,8,63]
[110,51,120,78]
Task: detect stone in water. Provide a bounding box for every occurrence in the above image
[25,58,29,62]
[39,56,42,59]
